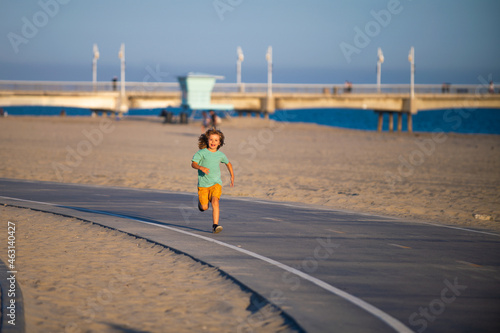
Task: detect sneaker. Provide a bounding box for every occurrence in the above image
[212,224,223,234]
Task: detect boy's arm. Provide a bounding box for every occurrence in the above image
[191,161,209,174]
[226,162,234,187]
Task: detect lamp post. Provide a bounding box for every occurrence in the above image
[118,43,126,113]
[265,46,273,115]
[377,48,384,93]
[407,46,415,133]
[92,44,99,92]
[237,46,244,92]
[266,46,272,98]
[408,46,415,99]
[236,46,244,84]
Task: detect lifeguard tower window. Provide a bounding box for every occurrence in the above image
[177,73,234,119]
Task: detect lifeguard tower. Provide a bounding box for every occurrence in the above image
[177,73,233,120]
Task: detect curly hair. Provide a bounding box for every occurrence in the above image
[198,129,225,150]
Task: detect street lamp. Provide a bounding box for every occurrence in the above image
[92,44,99,91]
[408,46,415,99]
[236,46,244,85]
[377,48,384,93]
[264,46,273,115]
[266,46,272,98]
[118,43,126,113]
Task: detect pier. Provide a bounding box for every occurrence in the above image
[1,80,499,133]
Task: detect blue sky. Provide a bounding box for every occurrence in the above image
[1,0,499,84]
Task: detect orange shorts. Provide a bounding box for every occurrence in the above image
[198,184,222,206]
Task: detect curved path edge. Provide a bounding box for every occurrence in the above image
[1,201,305,333]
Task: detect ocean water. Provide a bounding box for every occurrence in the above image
[3,106,500,135]
[270,108,500,135]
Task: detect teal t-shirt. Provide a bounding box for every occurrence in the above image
[192,149,229,188]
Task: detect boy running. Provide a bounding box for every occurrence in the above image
[191,129,234,233]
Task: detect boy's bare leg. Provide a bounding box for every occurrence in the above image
[211,196,220,225]
[198,195,209,211]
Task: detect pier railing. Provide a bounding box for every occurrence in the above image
[0,80,490,95]
[0,80,179,93]
[213,83,489,95]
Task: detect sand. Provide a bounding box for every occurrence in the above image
[0,115,499,331]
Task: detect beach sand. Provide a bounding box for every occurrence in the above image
[0,115,499,331]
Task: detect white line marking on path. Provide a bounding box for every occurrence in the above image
[0,195,412,333]
[456,260,481,268]
[263,217,282,221]
[388,243,412,249]
[326,228,346,234]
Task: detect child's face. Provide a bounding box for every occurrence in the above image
[208,134,221,151]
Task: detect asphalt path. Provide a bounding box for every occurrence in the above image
[1,179,499,333]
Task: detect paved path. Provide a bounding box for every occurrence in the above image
[1,179,499,333]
